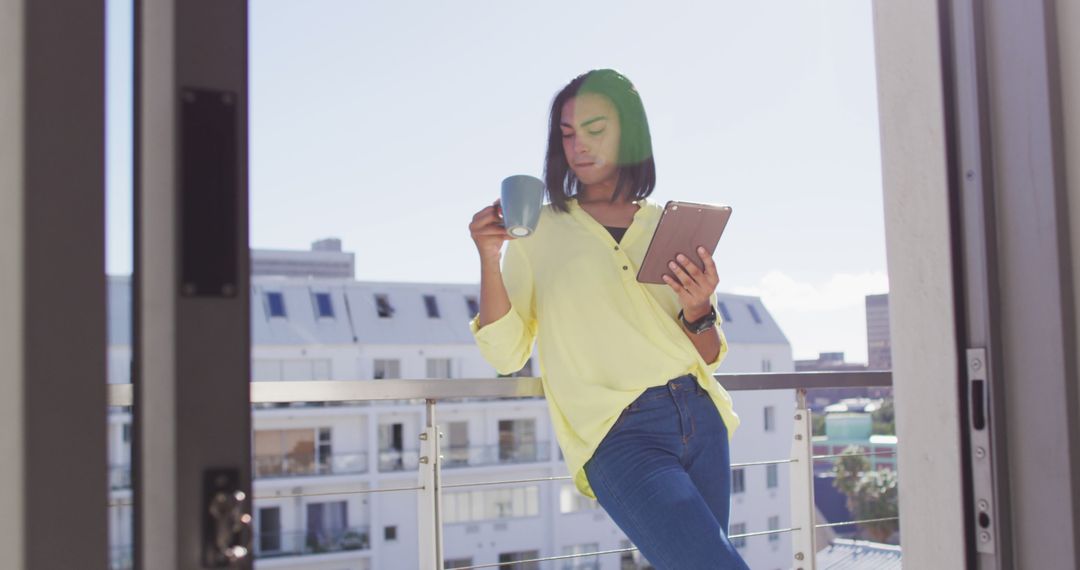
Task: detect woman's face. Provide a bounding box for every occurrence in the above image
[560,93,621,189]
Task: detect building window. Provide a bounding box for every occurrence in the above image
[122,423,131,444]
[442,486,540,524]
[764,406,776,432]
[318,427,332,473]
[253,428,319,477]
[761,358,772,372]
[423,294,441,318]
[374,294,394,318]
[732,468,746,494]
[373,359,401,380]
[427,357,453,379]
[252,358,281,381]
[499,419,537,463]
[254,358,331,381]
[498,550,541,570]
[258,507,282,554]
[730,522,747,549]
[718,302,733,323]
[313,292,334,318]
[768,515,781,543]
[266,292,286,318]
[384,525,397,541]
[747,303,763,324]
[561,544,600,570]
[767,463,779,489]
[619,539,635,569]
[443,421,470,467]
[378,423,406,471]
[311,359,331,380]
[306,501,348,552]
[465,295,480,316]
[445,558,474,569]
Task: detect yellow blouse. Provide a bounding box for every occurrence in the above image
[469,197,740,499]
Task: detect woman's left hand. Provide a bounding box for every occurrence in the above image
[661,246,718,321]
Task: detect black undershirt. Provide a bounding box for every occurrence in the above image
[604,225,628,244]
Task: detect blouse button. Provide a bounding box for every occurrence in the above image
[622,265,629,270]
[614,245,620,251]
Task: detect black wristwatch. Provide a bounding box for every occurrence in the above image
[679,306,717,334]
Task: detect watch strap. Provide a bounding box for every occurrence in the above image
[679,306,717,334]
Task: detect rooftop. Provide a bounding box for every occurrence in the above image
[817,538,902,569]
[106,275,790,347]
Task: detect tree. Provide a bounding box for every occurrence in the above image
[831,445,900,543]
[872,398,895,435]
[812,413,826,436]
[832,445,868,496]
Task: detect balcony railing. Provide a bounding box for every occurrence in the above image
[377,448,421,472]
[106,370,896,569]
[254,525,370,559]
[443,442,552,468]
[110,544,133,570]
[378,443,553,473]
[253,451,368,478]
[109,464,131,490]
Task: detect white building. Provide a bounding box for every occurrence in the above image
[106,251,795,570]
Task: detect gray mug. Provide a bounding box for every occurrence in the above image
[500,175,545,238]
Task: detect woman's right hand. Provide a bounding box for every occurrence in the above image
[470,199,513,261]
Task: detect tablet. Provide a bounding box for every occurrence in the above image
[636,201,732,285]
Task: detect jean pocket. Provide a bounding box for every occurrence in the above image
[627,390,669,411]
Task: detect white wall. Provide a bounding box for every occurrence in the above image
[718,342,795,374]
[369,486,419,570]
[251,343,502,381]
[873,0,966,567]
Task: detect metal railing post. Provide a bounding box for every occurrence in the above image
[790,388,818,570]
[417,399,444,570]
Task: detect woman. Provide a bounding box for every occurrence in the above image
[468,69,749,569]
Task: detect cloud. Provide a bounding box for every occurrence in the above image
[731,270,890,362]
[733,270,889,313]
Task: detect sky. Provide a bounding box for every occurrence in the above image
[106,0,889,363]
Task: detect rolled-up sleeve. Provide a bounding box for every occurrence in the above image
[468,240,538,375]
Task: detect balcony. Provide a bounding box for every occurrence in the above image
[109,464,132,491]
[377,448,421,472]
[107,371,896,568]
[379,444,552,472]
[378,442,548,470]
[253,451,368,479]
[254,526,371,559]
[109,544,132,570]
[443,442,552,469]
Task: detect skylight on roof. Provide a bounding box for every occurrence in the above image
[266,292,286,318]
[314,292,334,318]
[747,304,763,324]
[375,294,394,318]
[718,302,733,323]
[424,295,440,318]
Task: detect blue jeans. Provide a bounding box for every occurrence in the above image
[584,374,750,569]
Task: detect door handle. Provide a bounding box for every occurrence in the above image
[203,469,252,566]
